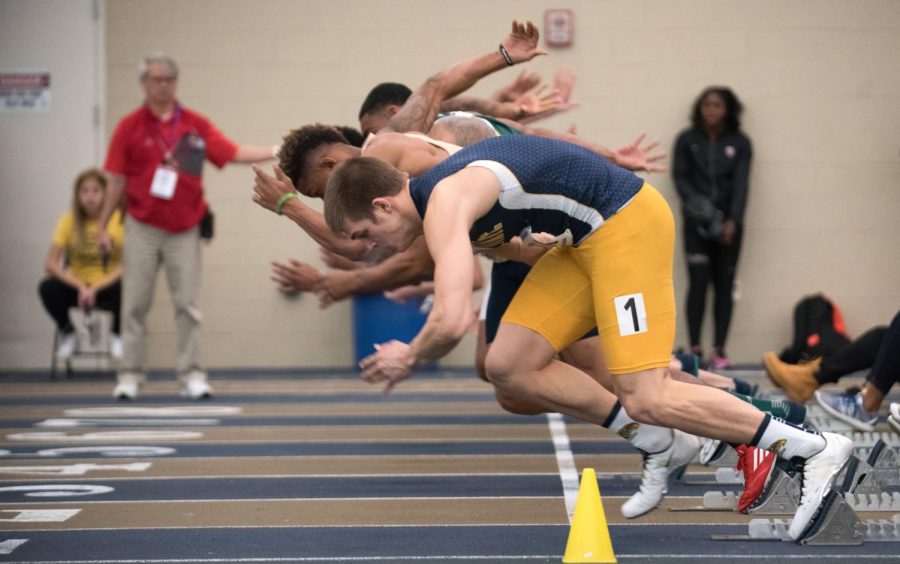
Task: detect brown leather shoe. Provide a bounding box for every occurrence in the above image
[763,352,819,403]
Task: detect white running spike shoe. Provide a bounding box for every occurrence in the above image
[788,432,854,540]
[621,429,699,518]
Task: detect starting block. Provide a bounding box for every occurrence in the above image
[864,439,900,486]
[731,492,900,544]
[694,464,801,514]
[799,489,865,545]
[838,453,883,496]
[711,438,900,545]
[713,490,867,545]
[836,440,900,494]
[677,466,743,487]
[748,465,802,514]
[697,439,900,514]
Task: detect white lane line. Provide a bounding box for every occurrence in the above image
[545,412,579,521]
[0,539,28,554]
[0,509,80,522]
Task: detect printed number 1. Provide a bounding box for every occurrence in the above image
[624,297,640,332]
[614,293,647,336]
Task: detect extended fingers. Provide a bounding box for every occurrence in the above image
[630,132,647,148]
[641,138,661,152]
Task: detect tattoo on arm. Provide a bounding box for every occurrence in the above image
[388,76,442,133]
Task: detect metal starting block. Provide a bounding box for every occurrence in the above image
[799,489,864,545]
[716,467,742,484]
[713,490,868,545]
[701,470,900,513]
[864,439,900,486]
[844,491,900,512]
[748,465,802,514]
[699,465,801,514]
[676,465,743,487]
[837,454,884,495]
[728,492,900,544]
[690,440,900,517]
[700,490,739,511]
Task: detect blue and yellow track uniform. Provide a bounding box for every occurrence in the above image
[410,135,676,374]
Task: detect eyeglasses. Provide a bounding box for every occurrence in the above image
[145,75,177,84]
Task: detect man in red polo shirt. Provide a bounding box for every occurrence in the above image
[98,52,276,400]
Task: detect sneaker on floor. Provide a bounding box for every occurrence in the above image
[621,430,700,518]
[109,334,123,359]
[788,432,854,540]
[55,332,78,359]
[735,445,776,513]
[698,437,729,466]
[889,415,900,434]
[814,390,878,432]
[112,373,143,401]
[181,372,213,400]
[708,353,733,370]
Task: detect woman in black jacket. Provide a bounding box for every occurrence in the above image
[673,86,752,369]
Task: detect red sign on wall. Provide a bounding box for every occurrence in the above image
[544,9,575,48]
[0,71,52,113]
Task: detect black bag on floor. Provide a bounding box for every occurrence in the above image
[779,294,851,363]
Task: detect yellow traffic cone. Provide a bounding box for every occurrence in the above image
[562,467,616,563]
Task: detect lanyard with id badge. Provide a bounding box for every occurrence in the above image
[149,105,182,200]
[149,106,207,200]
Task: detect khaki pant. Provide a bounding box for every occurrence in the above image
[119,216,203,382]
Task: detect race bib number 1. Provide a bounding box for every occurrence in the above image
[150,165,178,200]
[614,293,648,336]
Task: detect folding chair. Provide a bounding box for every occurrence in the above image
[50,309,114,379]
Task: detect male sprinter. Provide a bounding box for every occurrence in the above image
[258,123,805,517]
[322,135,854,541]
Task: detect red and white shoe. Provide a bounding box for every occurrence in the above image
[735,445,776,513]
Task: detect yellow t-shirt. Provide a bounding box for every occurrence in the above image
[51,209,124,286]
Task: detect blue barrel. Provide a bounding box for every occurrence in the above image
[351,292,428,366]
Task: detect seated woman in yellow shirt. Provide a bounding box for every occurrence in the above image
[39,168,124,359]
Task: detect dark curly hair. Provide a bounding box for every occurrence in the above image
[691,86,743,133]
[335,125,364,148]
[358,82,412,120]
[279,124,349,188]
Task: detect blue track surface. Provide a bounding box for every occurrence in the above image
[2,369,897,563]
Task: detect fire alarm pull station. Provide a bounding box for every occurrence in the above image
[544,9,574,48]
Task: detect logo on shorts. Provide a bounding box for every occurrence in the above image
[472,222,505,250]
[617,422,640,440]
[766,439,787,457]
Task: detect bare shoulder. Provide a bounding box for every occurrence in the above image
[362,133,405,164]
[431,167,500,215]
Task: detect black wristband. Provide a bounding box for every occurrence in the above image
[498,44,514,66]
